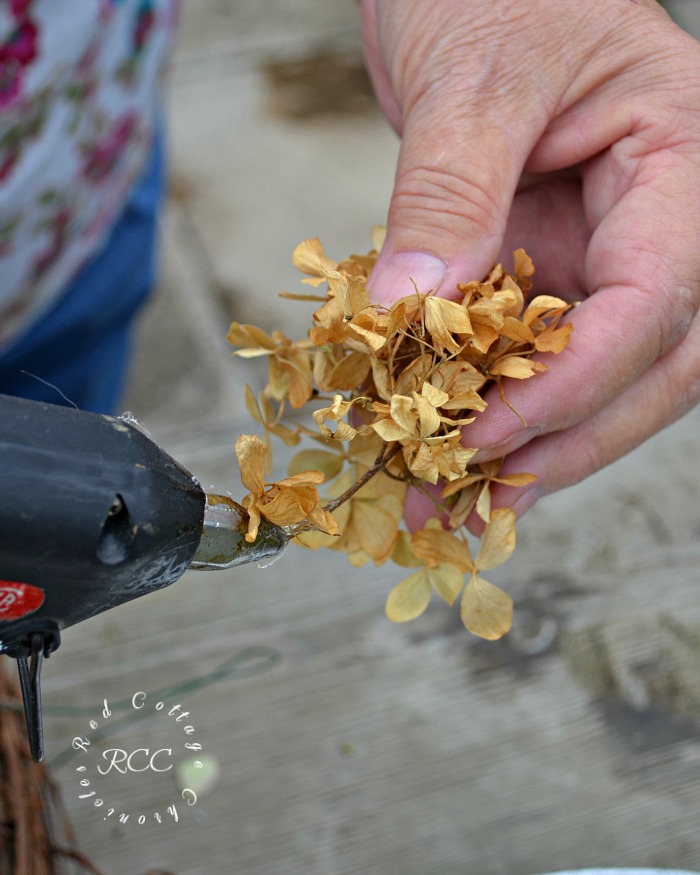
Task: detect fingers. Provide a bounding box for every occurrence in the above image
[367,116,530,306]
[363,2,556,306]
[487,307,700,517]
[464,139,700,461]
[361,0,700,529]
[359,0,403,133]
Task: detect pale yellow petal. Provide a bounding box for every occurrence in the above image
[332,421,359,441]
[372,417,411,442]
[313,395,359,439]
[288,449,343,480]
[492,472,537,487]
[475,508,517,570]
[232,348,275,359]
[352,500,401,564]
[235,434,267,495]
[370,359,392,401]
[420,381,449,408]
[430,563,466,606]
[385,570,432,622]
[371,225,386,253]
[475,481,491,523]
[460,574,513,640]
[244,384,264,425]
[390,394,418,435]
[391,531,423,568]
[412,392,441,438]
[405,442,439,483]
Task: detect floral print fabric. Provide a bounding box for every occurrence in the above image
[0,0,177,347]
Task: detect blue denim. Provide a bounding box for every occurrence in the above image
[0,135,164,414]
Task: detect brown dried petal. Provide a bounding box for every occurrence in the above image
[327,350,372,391]
[259,482,321,526]
[412,525,473,572]
[522,295,570,327]
[306,503,341,536]
[347,312,387,351]
[489,356,547,379]
[227,322,277,355]
[499,317,535,345]
[424,297,472,354]
[310,297,348,346]
[512,248,534,282]
[394,354,434,397]
[370,358,392,401]
[292,237,338,278]
[313,395,360,440]
[534,323,573,353]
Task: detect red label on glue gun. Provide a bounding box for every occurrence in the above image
[0,581,45,621]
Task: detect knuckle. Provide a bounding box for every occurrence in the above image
[570,434,607,488]
[649,280,698,358]
[666,319,700,419]
[390,163,502,243]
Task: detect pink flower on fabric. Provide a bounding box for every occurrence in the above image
[80,112,138,183]
[33,205,73,278]
[134,2,155,52]
[1,19,38,66]
[0,60,22,107]
[0,149,20,181]
[0,19,38,106]
[10,0,33,18]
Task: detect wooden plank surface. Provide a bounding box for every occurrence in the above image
[40,377,700,874]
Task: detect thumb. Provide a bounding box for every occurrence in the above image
[368,112,525,306]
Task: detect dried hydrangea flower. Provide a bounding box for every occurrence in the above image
[229,235,574,639]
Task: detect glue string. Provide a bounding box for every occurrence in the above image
[19,371,79,409]
[46,645,282,770]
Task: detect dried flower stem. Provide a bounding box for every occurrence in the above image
[323,442,402,513]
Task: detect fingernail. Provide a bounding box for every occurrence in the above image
[368,251,447,305]
[509,487,544,518]
[470,426,542,464]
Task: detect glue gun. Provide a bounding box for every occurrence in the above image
[0,393,288,761]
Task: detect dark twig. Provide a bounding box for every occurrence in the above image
[323,443,402,512]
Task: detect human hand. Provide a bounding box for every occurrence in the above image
[360,0,700,525]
